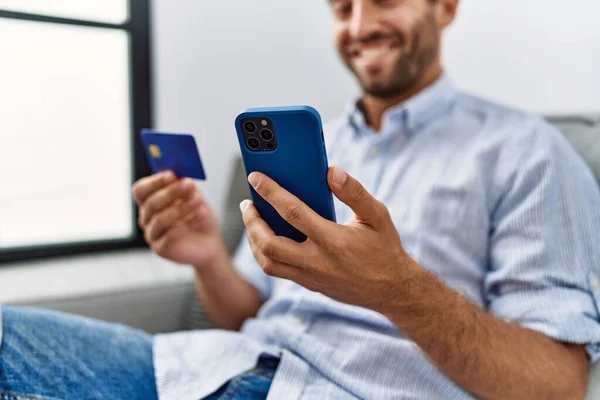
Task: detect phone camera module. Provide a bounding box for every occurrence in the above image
[247,137,260,150]
[260,129,274,141]
[243,121,257,134]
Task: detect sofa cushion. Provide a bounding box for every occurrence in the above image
[546,115,600,184]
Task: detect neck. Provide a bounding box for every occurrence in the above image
[361,62,443,133]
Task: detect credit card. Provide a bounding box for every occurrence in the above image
[140,129,206,180]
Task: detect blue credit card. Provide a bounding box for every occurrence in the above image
[140,129,206,180]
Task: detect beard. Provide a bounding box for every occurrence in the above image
[342,12,440,99]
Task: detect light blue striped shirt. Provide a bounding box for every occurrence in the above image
[154,75,600,399]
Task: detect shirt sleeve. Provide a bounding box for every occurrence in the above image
[232,233,273,300]
[485,118,600,362]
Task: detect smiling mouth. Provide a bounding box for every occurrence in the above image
[349,41,403,61]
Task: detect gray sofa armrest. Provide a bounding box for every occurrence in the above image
[587,362,600,399]
[21,282,196,334]
[546,115,600,182]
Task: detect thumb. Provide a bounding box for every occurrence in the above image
[328,165,387,226]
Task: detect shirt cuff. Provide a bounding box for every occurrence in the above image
[489,286,600,363]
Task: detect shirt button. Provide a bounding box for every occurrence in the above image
[370,147,378,156]
[591,278,599,290]
[295,317,305,325]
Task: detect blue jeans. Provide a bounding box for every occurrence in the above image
[205,355,279,400]
[0,306,277,400]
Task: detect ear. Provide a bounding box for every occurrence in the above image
[434,0,460,29]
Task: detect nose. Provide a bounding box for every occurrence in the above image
[348,1,380,41]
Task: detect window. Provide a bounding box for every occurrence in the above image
[0,1,152,263]
[0,0,128,24]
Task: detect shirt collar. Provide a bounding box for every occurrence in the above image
[344,73,457,138]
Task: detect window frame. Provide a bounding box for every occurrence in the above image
[0,0,153,264]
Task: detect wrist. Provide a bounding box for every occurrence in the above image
[193,234,231,272]
[375,257,430,319]
[379,259,465,340]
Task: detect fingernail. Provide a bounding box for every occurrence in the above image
[239,200,250,212]
[189,196,201,207]
[333,165,348,185]
[248,173,259,189]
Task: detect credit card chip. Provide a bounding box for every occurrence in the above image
[149,144,162,159]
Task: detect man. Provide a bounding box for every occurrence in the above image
[1,0,599,399]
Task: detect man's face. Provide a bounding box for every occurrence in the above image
[332,0,442,98]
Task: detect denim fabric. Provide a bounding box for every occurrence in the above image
[0,306,158,400]
[205,355,279,400]
[0,306,277,400]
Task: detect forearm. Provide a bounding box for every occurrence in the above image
[194,253,264,331]
[380,262,588,400]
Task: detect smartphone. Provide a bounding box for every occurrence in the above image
[235,106,336,242]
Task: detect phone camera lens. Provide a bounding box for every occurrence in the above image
[247,137,260,150]
[260,129,274,141]
[243,121,257,134]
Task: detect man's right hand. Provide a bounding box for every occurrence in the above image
[133,171,229,268]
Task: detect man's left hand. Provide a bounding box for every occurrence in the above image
[240,165,418,313]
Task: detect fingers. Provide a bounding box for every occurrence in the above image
[250,245,301,281]
[241,200,312,269]
[138,178,198,227]
[327,165,389,227]
[247,172,333,242]
[133,171,176,204]
[145,195,202,242]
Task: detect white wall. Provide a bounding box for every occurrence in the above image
[444,0,600,114]
[151,0,357,219]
